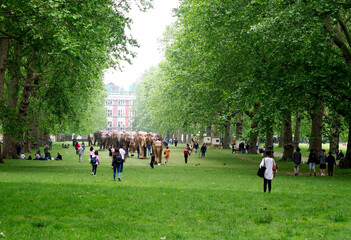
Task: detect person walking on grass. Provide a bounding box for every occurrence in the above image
[201,143,207,158]
[259,151,276,193]
[293,148,302,176]
[111,148,123,181]
[184,147,190,164]
[77,145,84,163]
[164,146,170,164]
[89,146,94,161]
[150,152,155,169]
[91,150,100,176]
[308,150,317,176]
[327,152,336,176]
[319,149,327,176]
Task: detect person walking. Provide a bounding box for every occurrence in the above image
[194,141,199,154]
[326,152,336,176]
[111,148,123,181]
[319,149,327,176]
[293,148,302,176]
[89,146,94,161]
[119,146,126,180]
[308,150,317,176]
[164,146,170,164]
[77,145,84,163]
[201,143,207,158]
[259,151,276,193]
[91,150,100,176]
[184,147,189,164]
[174,138,178,148]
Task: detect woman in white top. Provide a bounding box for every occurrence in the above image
[259,151,276,193]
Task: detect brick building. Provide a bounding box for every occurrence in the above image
[105,82,136,131]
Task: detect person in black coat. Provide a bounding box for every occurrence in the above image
[326,152,336,176]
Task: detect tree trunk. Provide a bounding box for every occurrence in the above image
[206,125,211,137]
[265,126,274,156]
[282,111,294,161]
[330,115,340,155]
[309,103,324,154]
[293,114,302,149]
[235,113,243,139]
[0,38,9,163]
[187,133,191,144]
[223,116,231,149]
[278,126,284,147]
[214,124,219,137]
[345,120,351,168]
[248,120,258,154]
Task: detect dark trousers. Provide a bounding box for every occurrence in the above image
[328,167,334,176]
[184,155,188,164]
[92,164,97,175]
[264,178,272,192]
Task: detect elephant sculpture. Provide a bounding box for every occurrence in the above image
[152,140,163,164]
[135,131,148,159]
[94,131,102,146]
[123,131,137,156]
[88,134,94,146]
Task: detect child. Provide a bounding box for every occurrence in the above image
[184,147,189,164]
[89,146,94,161]
[150,152,155,169]
[164,146,170,164]
[91,150,100,176]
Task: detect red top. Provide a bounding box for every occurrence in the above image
[184,150,189,155]
[75,143,80,150]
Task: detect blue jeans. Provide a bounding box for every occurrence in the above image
[92,165,97,175]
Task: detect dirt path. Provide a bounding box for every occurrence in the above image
[274,151,308,163]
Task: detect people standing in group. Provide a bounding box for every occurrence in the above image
[326,152,336,176]
[201,143,207,158]
[164,146,170,164]
[319,149,327,176]
[293,148,302,176]
[77,145,84,163]
[259,151,276,193]
[184,147,189,164]
[308,150,317,176]
[111,148,123,181]
[91,150,100,176]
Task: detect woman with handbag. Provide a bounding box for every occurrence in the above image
[259,151,276,193]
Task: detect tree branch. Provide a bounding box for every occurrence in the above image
[336,12,351,48]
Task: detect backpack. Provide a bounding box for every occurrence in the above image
[91,157,97,164]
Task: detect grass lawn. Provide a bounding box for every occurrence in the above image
[1,142,351,239]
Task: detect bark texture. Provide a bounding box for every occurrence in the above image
[235,113,243,139]
[282,111,294,161]
[345,121,351,168]
[265,126,274,156]
[223,116,231,149]
[309,103,324,154]
[293,114,302,149]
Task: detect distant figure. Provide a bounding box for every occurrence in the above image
[201,143,207,158]
[147,143,151,156]
[259,151,276,193]
[77,145,84,163]
[326,152,336,176]
[20,153,26,159]
[174,138,178,148]
[16,144,22,156]
[150,152,155,169]
[89,146,94,161]
[184,147,189,164]
[111,148,123,181]
[44,145,51,160]
[337,150,344,160]
[308,150,317,176]
[108,145,114,159]
[239,142,245,154]
[164,146,170,164]
[194,141,199,154]
[81,142,85,152]
[56,152,62,160]
[91,150,100,176]
[49,139,53,150]
[319,149,327,176]
[293,148,302,176]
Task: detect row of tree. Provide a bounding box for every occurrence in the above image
[0,0,152,162]
[133,0,351,167]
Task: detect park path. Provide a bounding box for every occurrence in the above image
[274,151,308,163]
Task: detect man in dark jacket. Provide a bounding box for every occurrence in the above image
[293,148,302,176]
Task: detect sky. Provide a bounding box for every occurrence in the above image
[103,0,180,90]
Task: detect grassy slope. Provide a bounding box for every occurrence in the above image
[0,143,350,240]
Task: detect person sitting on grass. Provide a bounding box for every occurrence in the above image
[55,152,63,160]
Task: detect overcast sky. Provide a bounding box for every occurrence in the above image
[103,0,180,89]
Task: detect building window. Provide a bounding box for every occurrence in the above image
[108,121,113,128]
[105,100,112,105]
[117,110,123,116]
[107,109,112,116]
[118,121,124,128]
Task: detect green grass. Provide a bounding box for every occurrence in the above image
[1,143,351,239]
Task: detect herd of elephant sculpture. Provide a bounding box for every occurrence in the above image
[87,131,164,163]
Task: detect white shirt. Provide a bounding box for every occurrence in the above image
[260,157,275,180]
[119,148,126,160]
